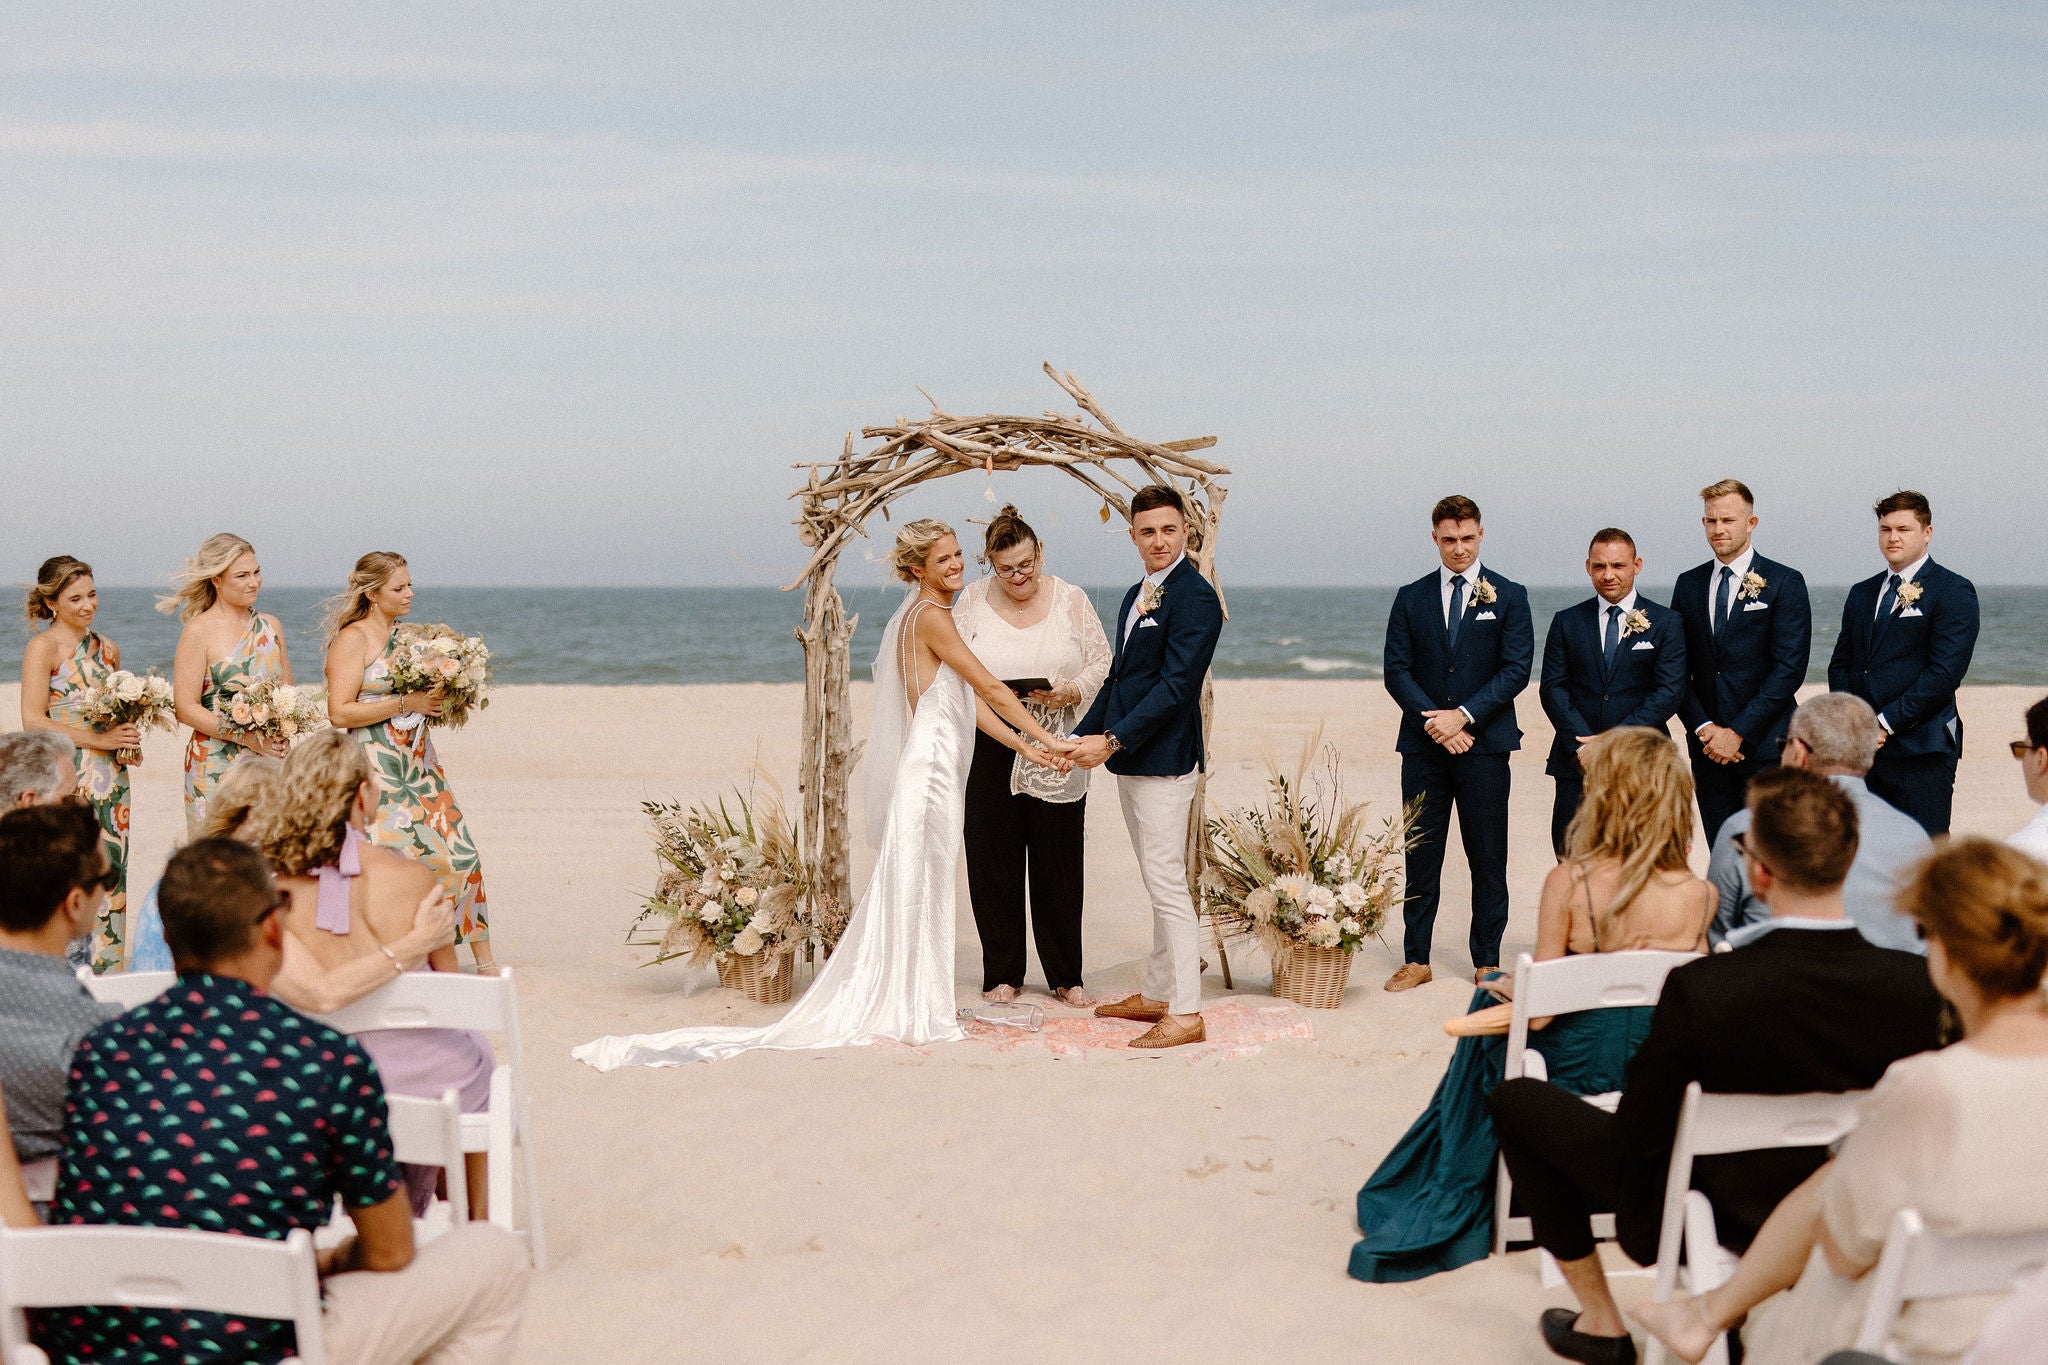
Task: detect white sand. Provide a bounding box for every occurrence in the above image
[16,681,2040,1363]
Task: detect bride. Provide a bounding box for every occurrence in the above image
[574,520,1077,1069]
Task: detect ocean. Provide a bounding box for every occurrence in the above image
[9,584,2046,688]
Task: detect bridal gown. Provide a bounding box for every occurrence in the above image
[573,656,973,1070]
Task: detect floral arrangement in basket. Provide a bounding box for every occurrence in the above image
[629,782,834,984]
[386,623,492,730]
[217,679,327,745]
[74,670,177,765]
[1202,739,1419,970]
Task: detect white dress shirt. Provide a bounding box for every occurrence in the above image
[1696,547,1756,738]
[1439,561,1483,628]
[2009,805,2048,863]
[1871,552,1931,733]
[1122,553,1185,646]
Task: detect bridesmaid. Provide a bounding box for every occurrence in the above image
[163,532,292,837]
[323,552,497,974]
[19,555,138,971]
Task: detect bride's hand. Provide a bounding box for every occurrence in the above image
[1020,745,1073,774]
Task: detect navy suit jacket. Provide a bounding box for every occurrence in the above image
[1077,558,1224,777]
[1383,569,1533,755]
[1540,596,1687,777]
[1826,559,1979,759]
[1670,554,1812,761]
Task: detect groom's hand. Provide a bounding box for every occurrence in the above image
[1423,708,1468,743]
[1068,735,1115,769]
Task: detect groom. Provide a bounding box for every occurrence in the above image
[1069,485,1225,1050]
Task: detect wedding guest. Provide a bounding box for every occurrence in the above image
[1350,727,1712,1284]
[1488,769,1942,1365]
[0,730,77,807]
[1827,490,1980,836]
[1708,695,1929,953]
[0,804,119,1170]
[0,1082,38,1228]
[164,531,293,837]
[39,837,529,1363]
[1380,494,1534,991]
[19,555,139,971]
[1632,840,2048,1365]
[2007,694,2048,861]
[258,729,493,1216]
[1670,481,1812,846]
[951,507,1110,1006]
[323,552,497,974]
[1541,529,1687,858]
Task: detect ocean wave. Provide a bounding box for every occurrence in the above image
[1291,655,1366,674]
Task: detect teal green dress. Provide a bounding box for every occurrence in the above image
[1347,986,1654,1283]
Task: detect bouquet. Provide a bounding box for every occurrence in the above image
[386,623,492,730]
[1202,735,1420,962]
[629,782,829,970]
[216,679,327,746]
[74,670,177,766]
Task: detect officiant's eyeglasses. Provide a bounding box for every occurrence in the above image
[990,555,1040,582]
[2013,740,2041,760]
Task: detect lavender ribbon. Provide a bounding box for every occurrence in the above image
[314,825,364,935]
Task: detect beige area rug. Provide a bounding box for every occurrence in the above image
[957,995,1315,1059]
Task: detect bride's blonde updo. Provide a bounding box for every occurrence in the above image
[890,519,956,583]
[255,729,372,876]
[321,551,408,643]
[157,533,257,621]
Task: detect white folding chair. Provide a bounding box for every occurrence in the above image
[1853,1208,2048,1359]
[312,967,546,1267]
[1492,949,1701,1267]
[1642,1082,1870,1365]
[0,1224,325,1364]
[389,1088,470,1236]
[76,967,176,1011]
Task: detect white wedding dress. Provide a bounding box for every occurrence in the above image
[573,596,972,1070]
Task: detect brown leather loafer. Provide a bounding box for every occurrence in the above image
[1383,963,1433,992]
[1094,994,1167,1023]
[1474,966,1501,985]
[1127,1016,1206,1049]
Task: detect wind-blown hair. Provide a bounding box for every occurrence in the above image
[195,755,284,842]
[321,551,408,643]
[255,729,371,876]
[157,533,257,621]
[889,519,955,583]
[1563,727,1695,933]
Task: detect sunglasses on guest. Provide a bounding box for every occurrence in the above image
[254,889,292,925]
[2013,740,2042,760]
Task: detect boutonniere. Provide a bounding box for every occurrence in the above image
[1136,582,1166,617]
[1739,570,1767,601]
[1620,608,1652,638]
[1895,580,1923,609]
[1469,578,1496,606]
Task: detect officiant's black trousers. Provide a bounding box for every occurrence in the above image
[964,731,1087,991]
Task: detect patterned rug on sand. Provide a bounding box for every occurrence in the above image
[960,996,1314,1060]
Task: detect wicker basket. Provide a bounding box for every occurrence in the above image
[716,951,795,1005]
[1270,944,1354,1009]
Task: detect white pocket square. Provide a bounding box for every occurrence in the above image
[1631,640,1655,651]
[1742,601,1768,612]
[1899,608,1923,618]
[1138,618,1160,629]
[1474,610,1497,620]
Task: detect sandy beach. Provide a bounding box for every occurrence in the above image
[15,680,2039,1364]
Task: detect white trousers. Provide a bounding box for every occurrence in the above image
[1117,771,1202,1015]
[322,1223,531,1364]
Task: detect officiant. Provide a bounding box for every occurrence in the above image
[953,506,1111,1008]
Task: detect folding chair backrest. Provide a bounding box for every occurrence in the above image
[1854,1208,2048,1353]
[385,1089,469,1227]
[1503,951,1700,1081]
[0,1225,326,1364]
[78,968,177,1012]
[312,968,516,1035]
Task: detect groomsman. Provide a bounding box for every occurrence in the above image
[1540,529,1687,856]
[1380,495,1533,991]
[1670,479,1812,845]
[1826,490,1980,835]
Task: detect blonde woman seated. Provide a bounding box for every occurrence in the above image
[258,730,491,1218]
[1633,840,2048,1365]
[1350,727,1713,1283]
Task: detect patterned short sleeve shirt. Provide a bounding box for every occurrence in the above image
[38,973,402,1363]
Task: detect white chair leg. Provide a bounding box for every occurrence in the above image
[518,1093,548,1269]
[1538,1249,1564,1288]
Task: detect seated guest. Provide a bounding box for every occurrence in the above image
[1709,692,1928,953]
[0,730,76,807]
[39,838,529,1363]
[0,805,119,1169]
[1349,728,1714,1283]
[1489,768,1943,1364]
[1,1081,42,1227]
[258,729,492,1217]
[1633,841,2048,1365]
[2009,694,2048,861]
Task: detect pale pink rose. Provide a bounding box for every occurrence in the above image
[229,700,254,726]
[251,704,271,726]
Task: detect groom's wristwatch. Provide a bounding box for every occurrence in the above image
[1103,733,1122,754]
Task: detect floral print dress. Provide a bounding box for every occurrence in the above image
[351,629,491,946]
[46,630,130,972]
[183,609,285,838]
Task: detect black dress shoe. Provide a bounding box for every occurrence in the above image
[1540,1308,1638,1365]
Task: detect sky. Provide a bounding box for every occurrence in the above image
[1,2,2043,591]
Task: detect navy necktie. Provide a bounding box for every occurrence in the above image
[1446,574,1466,649]
[1602,603,1622,669]
[1713,565,1733,635]
[1876,572,1901,622]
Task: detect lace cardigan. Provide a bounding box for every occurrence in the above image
[952,575,1111,802]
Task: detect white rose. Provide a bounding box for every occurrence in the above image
[697,902,722,924]
[735,886,759,908]
[1337,881,1368,910]
[731,926,765,956]
[1340,917,1362,935]
[113,673,145,702]
[147,677,174,703]
[1307,885,1337,911]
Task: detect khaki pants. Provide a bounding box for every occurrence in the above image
[322,1223,530,1365]
[1117,770,1202,1015]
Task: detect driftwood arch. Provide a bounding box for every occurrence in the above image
[785,364,1232,934]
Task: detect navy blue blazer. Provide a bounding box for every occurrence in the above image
[1825,559,1979,760]
[1382,568,1533,755]
[1076,558,1224,777]
[1540,596,1687,777]
[1670,554,1812,760]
